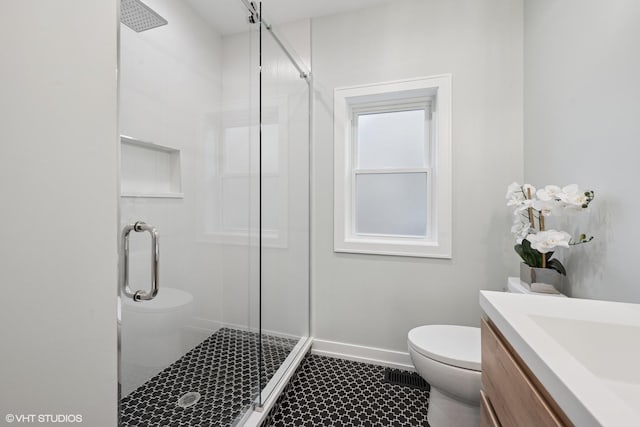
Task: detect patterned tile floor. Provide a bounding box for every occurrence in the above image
[263,354,430,426]
[120,327,298,427]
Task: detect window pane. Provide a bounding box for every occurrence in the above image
[355,173,427,236]
[222,127,250,174]
[357,109,425,169]
[222,176,249,230]
[261,176,279,230]
[262,124,279,175]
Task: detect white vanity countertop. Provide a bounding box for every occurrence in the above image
[480,290,640,427]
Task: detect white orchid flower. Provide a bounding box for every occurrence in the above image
[526,230,571,253]
[565,191,589,207]
[505,182,522,199]
[557,184,589,208]
[532,199,559,216]
[513,199,534,212]
[522,184,536,198]
[505,183,526,209]
[536,185,562,201]
[511,218,531,243]
[507,197,526,208]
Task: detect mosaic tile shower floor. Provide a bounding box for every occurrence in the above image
[120,327,297,427]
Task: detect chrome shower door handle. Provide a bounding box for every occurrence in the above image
[120,221,159,301]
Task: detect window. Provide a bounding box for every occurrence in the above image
[197,103,289,248]
[334,75,452,258]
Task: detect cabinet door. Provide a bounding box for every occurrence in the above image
[481,319,571,427]
[480,389,501,427]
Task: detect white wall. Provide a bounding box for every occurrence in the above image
[312,0,524,352]
[524,0,640,302]
[0,1,119,425]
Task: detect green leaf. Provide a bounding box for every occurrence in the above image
[547,258,567,276]
[523,239,542,267]
[516,240,543,267]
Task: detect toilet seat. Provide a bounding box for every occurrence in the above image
[408,325,481,371]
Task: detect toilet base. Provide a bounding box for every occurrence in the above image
[427,387,480,427]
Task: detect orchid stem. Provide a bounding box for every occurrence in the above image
[526,188,535,230]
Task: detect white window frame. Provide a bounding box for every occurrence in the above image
[333,75,452,258]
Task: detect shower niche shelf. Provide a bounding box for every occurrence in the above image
[120,135,183,198]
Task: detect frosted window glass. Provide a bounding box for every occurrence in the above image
[261,176,279,230]
[355,173,427,236]
[262,124,279,174]
[357,109,425,169]
[221,176,249,230]
[223,127,250,174]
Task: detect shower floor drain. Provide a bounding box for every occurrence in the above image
[177,392,201,409]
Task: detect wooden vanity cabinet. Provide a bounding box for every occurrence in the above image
[480,318,573,427]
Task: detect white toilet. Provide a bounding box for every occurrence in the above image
[408,278,565,426]
[408,325,481,426]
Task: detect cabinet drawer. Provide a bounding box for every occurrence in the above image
[480,389,500,427]
[481,319,570,427]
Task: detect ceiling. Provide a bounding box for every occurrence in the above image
[185,0,394,35]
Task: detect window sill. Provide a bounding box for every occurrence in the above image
[335,238,451,259]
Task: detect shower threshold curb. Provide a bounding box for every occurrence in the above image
[241,337,313,426]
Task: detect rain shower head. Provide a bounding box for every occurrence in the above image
[120,0,167,32]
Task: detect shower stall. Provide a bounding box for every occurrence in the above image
[117,0,310,425]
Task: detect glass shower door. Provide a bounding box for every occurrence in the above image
[118,0,311,423]
[257,5,311,406]
[118,0,260,425]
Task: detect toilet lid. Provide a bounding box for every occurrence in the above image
[122,287,193,313]
[408,325,481,371]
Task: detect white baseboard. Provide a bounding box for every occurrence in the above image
[187,317,303,341]
[188,316,223,332]
[311,339,415,371]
